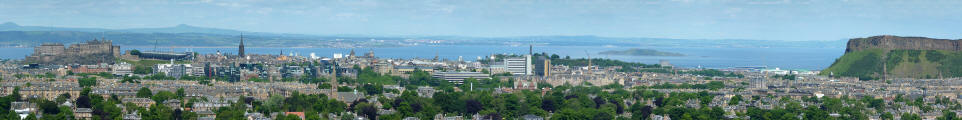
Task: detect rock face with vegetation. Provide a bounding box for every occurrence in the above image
[846,35,961,53]
[824,35,962,80]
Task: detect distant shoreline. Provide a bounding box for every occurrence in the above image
[0,46,395,49]
[598,48,685,56]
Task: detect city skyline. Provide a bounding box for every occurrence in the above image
[2,1,962,120]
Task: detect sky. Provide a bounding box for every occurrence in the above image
[0,0,960,41]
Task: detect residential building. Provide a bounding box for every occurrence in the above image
[71,64,110,74]
[74,108,93,120]
[432,72,490,84]
[164,99,182,110]
[123,111,142,120]
[192,102,230,112]
[112,62,133,76]
[11,102,37,120]
[417,86,436,98]
[122,98,156,108]
[156,60,203,78]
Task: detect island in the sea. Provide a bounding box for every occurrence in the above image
[598,48,684,56]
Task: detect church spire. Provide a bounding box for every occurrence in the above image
[239,34,245,57]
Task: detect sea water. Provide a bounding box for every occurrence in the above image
[0,45,844,70]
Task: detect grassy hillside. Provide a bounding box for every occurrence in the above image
[822,49,962,80]
[821,49,884,80]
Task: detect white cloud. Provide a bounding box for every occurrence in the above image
[747,0,793,5]
[724,7,742,18]
[333,13,368,21]
[248,8,273,14]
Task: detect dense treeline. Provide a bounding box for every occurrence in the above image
[541,52,662,69]
[0,88,22,119]
[240,92,347,120]
[642,81,726,90]
[0,87,198,120]
[7,81,962,120]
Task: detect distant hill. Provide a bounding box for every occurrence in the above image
[0,22,413,47]
[436,35,847,48]
[0,31,401,48]
[0,22,265,36]
[0,22,109,32]
[118,24,246,35]
[599,48,684,56]
[822,35,962,80]
[0,22,849,48]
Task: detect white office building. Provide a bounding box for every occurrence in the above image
[504,55,533,75]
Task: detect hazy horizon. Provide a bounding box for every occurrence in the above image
[1,0,961,41]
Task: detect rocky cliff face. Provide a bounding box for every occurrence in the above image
[846,35,962,53]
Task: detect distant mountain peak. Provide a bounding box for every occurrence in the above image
[0,22,18,27]
[175,24,192,28]
[0,22,258,35]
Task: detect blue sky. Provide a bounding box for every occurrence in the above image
[0,0,960,41]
